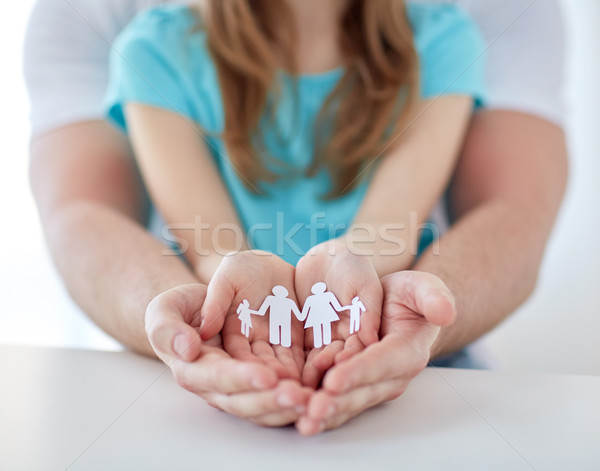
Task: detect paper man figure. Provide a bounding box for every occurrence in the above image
[301,282,344,348]
[236,299,260,338]
[254,285,303,348]
[343,296,366,335]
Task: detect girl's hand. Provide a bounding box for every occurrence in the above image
[296,271,456,435]
[146,283,310,427]
[294,240,383,389]
[201,251,307,385]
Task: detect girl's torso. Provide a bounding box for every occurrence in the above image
[104,2,487,265]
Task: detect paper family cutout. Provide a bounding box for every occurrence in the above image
[236,282,366,348]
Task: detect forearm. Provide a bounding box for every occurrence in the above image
[419,200,548,357]
[346,97,473,277]
[422,111,568,358]
[43,201,198,356]
[125,104,248,282]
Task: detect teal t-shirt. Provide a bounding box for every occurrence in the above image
[104,3,486,265]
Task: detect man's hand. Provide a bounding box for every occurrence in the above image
[296,271,456,435]
[146,283,311,426]
[295,241,383,389]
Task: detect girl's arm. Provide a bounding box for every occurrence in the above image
[342,96,473,276]
[124,103,248,283]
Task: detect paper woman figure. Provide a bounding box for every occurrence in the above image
[301,282,344,348]
[343,296,366,335]
[254,286,303,347]
[236,299,260,338]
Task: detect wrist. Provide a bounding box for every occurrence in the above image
[335,232,414,277]
[194,252,226,284]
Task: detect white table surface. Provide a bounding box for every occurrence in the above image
[1,344,598,471]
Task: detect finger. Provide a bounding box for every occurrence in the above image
[249,410,301,427]
[322,334,428,394]
[312,378,405,422]
[251,341,293,379]
[333,335,366,364]
[204,380,311,421]
[172,352,278,395]
[303,340,347,386]
[354,275,383,347]
[301,349,323,389]
[225,333,299,381]
[296,415,325,436]
[381,271,456,327]
[145,284,207,363]
[273,345,303,381]
[200,270,236,340]
[335,261,382,347]
[298,378,406,434]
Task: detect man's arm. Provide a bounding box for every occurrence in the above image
[427,110,568,357]
[29,120,198,356]
[31,121,311,424]
[296,110,567,434]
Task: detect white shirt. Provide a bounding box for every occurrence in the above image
[23,0,566,139]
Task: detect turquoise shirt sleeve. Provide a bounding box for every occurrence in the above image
[408,4,487,106]
[103,7,196,132]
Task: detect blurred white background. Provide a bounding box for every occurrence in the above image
[0,1,598,374]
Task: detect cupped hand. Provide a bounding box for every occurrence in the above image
[200,250,307,383]
[295,240,383,389]
[296,271,456,435]
[146,283,311,426]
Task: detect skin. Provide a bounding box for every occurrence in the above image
[29,110,566,432]
[120,85,470,423]
[28,0,567,434]
[29,122,312,425]
[295,111,567,435]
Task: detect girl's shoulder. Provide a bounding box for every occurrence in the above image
[406,2,487,102]
[104,5,216,132]
[124,4,199,38]
[114,4,207,64]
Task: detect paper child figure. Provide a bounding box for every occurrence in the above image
[236,299,260,338]
[301,282,344,348]
[343,296,366,335]
[255,285,303,348]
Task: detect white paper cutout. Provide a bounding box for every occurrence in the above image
[254,285,304,348]
[301,282,346,348]
[236,299,260,338]
[238,282,363,348]
[342,296,366,335]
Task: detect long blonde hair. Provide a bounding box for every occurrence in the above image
[197,0,418,197]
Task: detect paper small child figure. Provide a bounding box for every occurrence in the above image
[236,299,260,338]
[343,296,366,335]
[255,285,303,348]
[301,282,344,348]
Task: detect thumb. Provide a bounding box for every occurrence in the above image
[145,284,206,363]
[200,272,236,340]
[382,271,456,327]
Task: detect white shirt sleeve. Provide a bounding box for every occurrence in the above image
[470,0,567,127]
[410,0,567,127]
[23,0,183,139]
